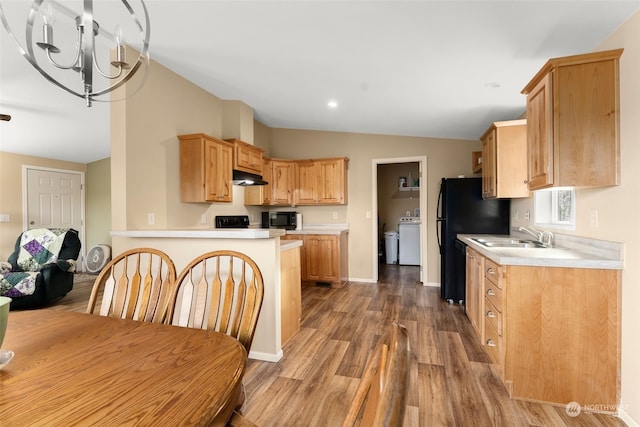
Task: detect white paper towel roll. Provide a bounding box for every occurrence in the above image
[296,213,303,230]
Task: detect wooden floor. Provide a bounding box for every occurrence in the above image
[50,268,626,426]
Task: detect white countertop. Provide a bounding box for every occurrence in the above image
[285,223,349,236]
[458,233,624,270]
[111,228,286,239]
[280,239,303,251]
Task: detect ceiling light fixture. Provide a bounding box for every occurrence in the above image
[0,0,150,107]
[328,100,338,109]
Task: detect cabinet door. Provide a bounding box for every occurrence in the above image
[316,159,347,204]
[304,236,322,281]
[318,236,338,281]
[204,139,232,202]
[526,72,554,190]
[272,160,294,205]
[465,248,483,335]
[481,130,496,198]
[296,161,318,205]
[244,158,272,206]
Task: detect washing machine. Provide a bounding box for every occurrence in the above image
[398,217,420,265]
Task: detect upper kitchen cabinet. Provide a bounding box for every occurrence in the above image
[178,134,233,203]
[244,157,273,206]
[521,49,622,190]
[272,159,296,205]
[295,158,349,205]
[480,119,529,199]
[225,138,264,175]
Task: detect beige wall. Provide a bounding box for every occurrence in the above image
[110,49,257,232]
[267,128,480,282]
[0,151,86,259]
[510,12,640,423]
[86,158,111,250]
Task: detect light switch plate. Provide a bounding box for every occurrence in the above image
[0,214,9,222]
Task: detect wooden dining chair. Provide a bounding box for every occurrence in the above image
[167,250,265,354]
[86,248,176,323]
[341,322,411,427]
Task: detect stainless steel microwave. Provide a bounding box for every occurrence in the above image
[261,211,297,230]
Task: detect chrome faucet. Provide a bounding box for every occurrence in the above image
[518,226,553,247]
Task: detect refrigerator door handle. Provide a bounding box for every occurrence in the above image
[436,183,444,252]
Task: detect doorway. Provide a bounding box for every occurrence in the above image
[23,166,86,266]
[371,156,427,283]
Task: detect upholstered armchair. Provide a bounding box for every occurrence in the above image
[0,228,81,309]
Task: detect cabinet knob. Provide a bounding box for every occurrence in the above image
[486,288,496,296]
[486,339,497,347]
[486,310,496,318]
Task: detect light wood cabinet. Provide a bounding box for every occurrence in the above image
[466,251,621,407]
[244,158,273,206]
[245,157,349,206]
[465,247,483,337]
[280,244,301,346]
[284,232,348,288]
[272,160,295,205]
[480,120,529,199]
[178,133,233,203]
[521,49,622,190]
[295,157,348,205]
[225,138,264,175]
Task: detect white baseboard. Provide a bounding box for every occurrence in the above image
[248,349,283,363]
[425,282,440,287]
[619,409,640,427]
[347,277,377,283]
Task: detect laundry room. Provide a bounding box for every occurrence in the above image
[376,162,421,266]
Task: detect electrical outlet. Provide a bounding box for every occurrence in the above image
[366,211,372,219]
[332,211,338,220]
[525,210,530,223]
[147,213,155,225]
[201,214,207,224]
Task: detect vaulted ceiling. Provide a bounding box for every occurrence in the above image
[1,1,639,163]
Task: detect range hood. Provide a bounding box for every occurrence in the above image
[232,169,268,186]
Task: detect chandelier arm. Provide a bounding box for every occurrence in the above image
[43,29,83,70]
[92,48,124,80]
[0,1,86,101]
[89,0,150,99]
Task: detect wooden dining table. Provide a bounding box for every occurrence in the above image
[0,310,247,426]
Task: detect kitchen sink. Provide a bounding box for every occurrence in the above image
[470,237,546,248]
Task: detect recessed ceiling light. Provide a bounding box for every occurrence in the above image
[484,82,500,89]
[328,100,338,109]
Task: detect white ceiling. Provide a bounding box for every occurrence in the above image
[1,0,639,164]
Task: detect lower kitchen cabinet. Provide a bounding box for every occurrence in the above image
[465,247,483,337]
[280,243,301,346]
[467,253,621,408]
[283,232,348,288]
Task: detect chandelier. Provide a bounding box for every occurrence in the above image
[0,0,150,107]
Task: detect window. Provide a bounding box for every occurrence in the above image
[534,188,576,230]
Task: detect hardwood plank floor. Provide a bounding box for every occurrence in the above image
[46,268,626,426]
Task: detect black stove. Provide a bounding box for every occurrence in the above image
[215,215,250,229]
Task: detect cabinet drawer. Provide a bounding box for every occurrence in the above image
[485,282,503,312]
[485,297,502,335]
[485,258,503,289]
[484,319,503,365]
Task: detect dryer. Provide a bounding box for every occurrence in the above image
[398,217,420,265]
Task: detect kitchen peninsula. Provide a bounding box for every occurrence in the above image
[111,228,300,362]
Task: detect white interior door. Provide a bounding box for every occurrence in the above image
[24,167,85,264]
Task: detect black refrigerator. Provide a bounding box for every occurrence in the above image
[436,177,510,303]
